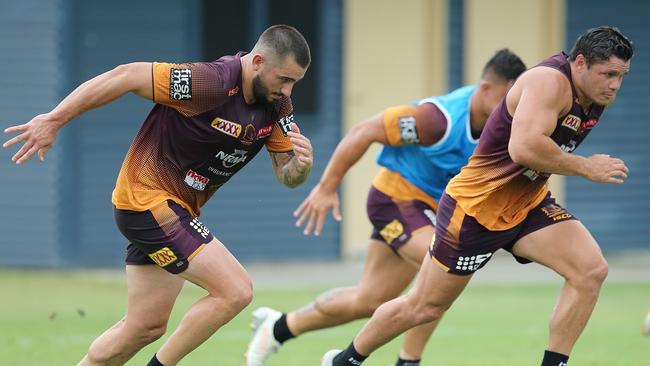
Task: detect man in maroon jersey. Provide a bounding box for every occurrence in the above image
[4,25,312,366]
[322,26,633,366]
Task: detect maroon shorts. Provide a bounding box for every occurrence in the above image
[367,186,437,251]
[429,192,578,275]
[115,200,214,274]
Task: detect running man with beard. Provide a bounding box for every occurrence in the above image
[4,25,312,366]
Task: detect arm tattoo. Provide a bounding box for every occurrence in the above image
[280,151,312,188]
[271,152,283,169]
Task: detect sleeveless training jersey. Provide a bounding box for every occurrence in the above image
[112,52,294,216]
[375,85,479,206]
[446,52,605,230]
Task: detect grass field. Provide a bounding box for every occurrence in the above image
[1,269,648,366]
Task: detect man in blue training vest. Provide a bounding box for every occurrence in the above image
[244,49,526,366]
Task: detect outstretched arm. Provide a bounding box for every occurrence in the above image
[293,111,388,236]
[293,102,446,235]
[508,67,628,184]
[3,62,153,164]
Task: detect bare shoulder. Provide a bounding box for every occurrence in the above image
[522,66,570,91]
[507,67,572,114]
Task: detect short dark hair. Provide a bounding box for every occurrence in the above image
[481,48,527,82]
[254,24,311,68]
[569,26,633,66]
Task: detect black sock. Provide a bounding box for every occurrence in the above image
[395,357,420,366]
[273,313,296,344]
[146,354,165,366]
[541,350,569,366]
[333,342,367,365]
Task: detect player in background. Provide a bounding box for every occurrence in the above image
[4,25,312,366]
[245,49,526,366]
[321,26,633,366]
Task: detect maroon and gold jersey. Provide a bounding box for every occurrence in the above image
[446,52,605,230]
[112,52,295,216]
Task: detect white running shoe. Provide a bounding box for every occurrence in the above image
[245,307,283,366]
[321,349,342,366]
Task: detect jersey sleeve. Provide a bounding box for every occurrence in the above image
[382,103,448,146]
[152,62,230,117]
[265,96,295,153]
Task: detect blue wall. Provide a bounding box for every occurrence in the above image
[0,1,64,266]
[0,0,342,267]
[2,0,646,268]
[565,0,650,251]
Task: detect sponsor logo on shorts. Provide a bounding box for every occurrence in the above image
[455,253,492,272]
[561,114,581,131]
[148,247,178,267]
[379,219,405,245]
[278,114,294,136]
[169,68,192,100]
[256,124,274,138]
[240,124,256,145]
[215,149,248,168]
[211,117,242,138]
[185,169,209,191]
[554,211,568,218]
[189,217,210,239]
[228,86,239,97]
[541,205,573,222]
[398,116,420,144]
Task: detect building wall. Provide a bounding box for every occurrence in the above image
[0,0,343,267]
[68,0,202,266]
[0,1,64,266]
[342,0,447,257]
[1,0,647,267]
[341,0,565,257]
[465,0,566,204]
[200,0,343,261]
[565,0,650,250]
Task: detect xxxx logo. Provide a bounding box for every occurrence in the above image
[211,117,242,138]
[561,114,581,132]
[148,247,178,267]
[380,219,404,245]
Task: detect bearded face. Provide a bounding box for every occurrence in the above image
[252,73,275,106]
[250,54,307,106]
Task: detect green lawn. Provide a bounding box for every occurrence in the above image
[0,269,648,365]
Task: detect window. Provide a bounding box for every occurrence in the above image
[202,0,319,113]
